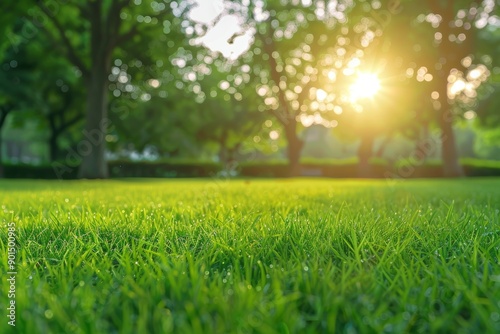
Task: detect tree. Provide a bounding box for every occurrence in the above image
[108,92,201,160]
[189,0,397,175]
[0,35,38,176]
[3,0,191,178]
[469,5,500,135]
[104,39,208,160]
[191,64,268,167]
[1,18,85,165]
[0,104,13,177]
[323,1,441,177]
[421,0,497,176]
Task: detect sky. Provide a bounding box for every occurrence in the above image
[189,0,253,60]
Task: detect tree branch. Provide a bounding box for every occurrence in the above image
[104,0,131,52]
[38,4,90,77]
[60,112,84,134]
[297,78,315,107]
[259,24,294,125]
[115,6,175,47]
[115,25,139,47]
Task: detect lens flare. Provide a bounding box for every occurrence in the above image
[350,73,381,100]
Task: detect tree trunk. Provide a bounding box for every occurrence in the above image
[49,132,59,162]
[437,65,464,177]
[358,134,374,178]
[78,67,109,179]
[0,132,3,178]
[0,109,9,178]
[439,109,464,177]
[284,122,303,177]
[218,146,227,167]
[375,135,391,158]
[432,1,465,178]
[227,143,241,166]
[76,1,118,179]
[263,24,303,176]
[218,132,229,167]
[413,122,430,163]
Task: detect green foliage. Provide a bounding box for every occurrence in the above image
[108,93,199,157]
[0,0,195,178]
[2,0,500,174]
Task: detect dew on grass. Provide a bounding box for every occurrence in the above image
[45,309,54,319]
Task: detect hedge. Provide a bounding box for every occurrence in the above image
[2,163,79,179]
[2,159,500,179]
[108,160,221,178]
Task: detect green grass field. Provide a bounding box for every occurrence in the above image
[1,178,500,333]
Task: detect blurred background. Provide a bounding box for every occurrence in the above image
[1,0,500,179]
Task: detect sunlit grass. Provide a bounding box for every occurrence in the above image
[1,179,500,333]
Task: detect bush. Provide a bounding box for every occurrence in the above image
[2,159,500,179]
[1,161,221,179]
[238,161,290,178]
[108,160,222,178]
[3,163,78,179]
[392,159,443,178]
[238,158,389,178]
[461,158,500,177]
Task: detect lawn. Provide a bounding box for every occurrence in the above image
[1,178,500,333]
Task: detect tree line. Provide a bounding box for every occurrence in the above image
[1,0,499,178]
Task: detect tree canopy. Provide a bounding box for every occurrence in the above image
[1,0,500,178]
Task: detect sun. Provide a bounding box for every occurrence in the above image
[349,72,381,100]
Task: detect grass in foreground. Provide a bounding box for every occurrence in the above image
[1,178,500,333]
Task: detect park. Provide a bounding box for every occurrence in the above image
[1,1,500,333]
